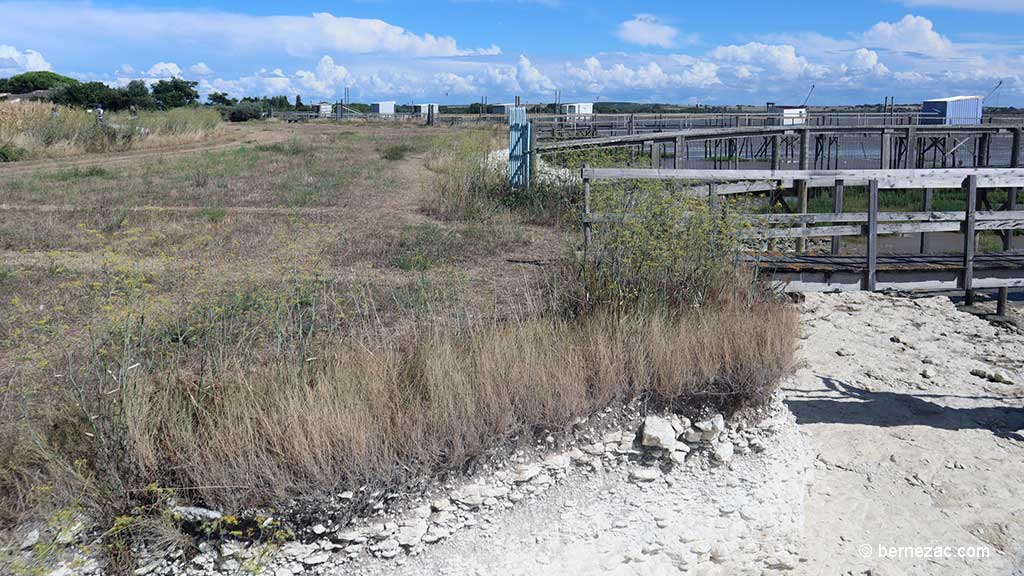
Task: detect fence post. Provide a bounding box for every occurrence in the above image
[674,136,685,169]
[866,179,879,291]
[528,120,537,187]
[831,179,844,255]
[583,164,592,251]
[880,129,892,169]
[963,175,977,305]
[920,188,934,254]
[651,141,661,169]
[796,129,810,252]
[998,129,1022,315]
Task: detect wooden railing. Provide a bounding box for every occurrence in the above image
[581,166,1024,308]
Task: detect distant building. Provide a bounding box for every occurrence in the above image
[371,101,396,116]
[767,104,807,126]
[5,90,53,103]
[415,103,440,117]
[315,102,333,118]
[491,103,518,115]
[920,96,983,126]
[560,103,593,115]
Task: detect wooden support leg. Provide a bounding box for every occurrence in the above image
[963,176,977,306]
[998,186,1018,316]
[866,180,879,291]
[920,188,933,254]
[796,179,809,252]
[831,179,844,256]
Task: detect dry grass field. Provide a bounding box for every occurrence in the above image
[0,120,796,572]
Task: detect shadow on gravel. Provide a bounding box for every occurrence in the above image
[784,376,1024,441]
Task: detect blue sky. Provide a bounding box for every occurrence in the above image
[1,0,1022,105]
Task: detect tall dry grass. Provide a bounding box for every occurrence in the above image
[2,281,795,516]
[0,102,222,159]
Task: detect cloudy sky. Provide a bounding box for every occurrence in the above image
[1,0,1022,105]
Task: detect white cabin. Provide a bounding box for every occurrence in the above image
[560,102,594,115]
[371,101,396,116]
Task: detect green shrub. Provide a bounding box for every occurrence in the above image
[0,142,26,162]
[381,143,413,161]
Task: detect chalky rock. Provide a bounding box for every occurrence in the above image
[642,415,678,451]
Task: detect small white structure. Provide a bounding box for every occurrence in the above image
[768,105,807,126]
[921,95,983,126]
[371,101,396,116]
[560,102,593,115]
[415,103,440,117]
[315,102,333,118]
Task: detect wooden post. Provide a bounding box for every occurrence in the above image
[708,182,719,213]
[674,136,685,169]
[920,188,934,254]
[963,175,977,305]
[907,126,918,169]
[583,164,592,251]
[866,179,879,291]
[997,129,1021,315]
[880,129,892,169]
[528,120,537,187]
[831,179,844,255]
[770,135,781,171]
[650,141,662,169]
[797,129,810,252]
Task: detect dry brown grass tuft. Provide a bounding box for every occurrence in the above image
[0,101,222,159]
[3,283,795,514]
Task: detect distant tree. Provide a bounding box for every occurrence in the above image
[295,94,304,110]
[228,101,263,122]
[151,78,199,108]
[124,80,155,110]
[53,81,124,109]
[4,71,79,94]
[268,95,291,111]
[0,78,7,92]
[207,92,236,106]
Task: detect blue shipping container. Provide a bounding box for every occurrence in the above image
[921,96,983,126]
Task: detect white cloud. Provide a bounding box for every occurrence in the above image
[564,56,720,94]
[190,62,213,76]
[516,55,555,93]
[0,3,499,59]
[616,14,678,49]
[710,42,827,78]
[294,56,350,96]
[860,15,953,55]
[0,44,50,76]
[146,62,183,78]
[899,0,1024,12]
[846,48,890,76]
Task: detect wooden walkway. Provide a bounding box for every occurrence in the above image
[580,166,1024,312]
[748,252,1024,293]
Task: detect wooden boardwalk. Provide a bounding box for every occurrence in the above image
[579,166,1024,311]
[747,252,1024,293]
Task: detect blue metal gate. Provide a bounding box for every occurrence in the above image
[509,106,531,189]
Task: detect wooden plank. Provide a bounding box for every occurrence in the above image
[536,123,1022,152]
[581,167,1024,189]
[878,221,961,234]
[753,211,972,225]
[963,175,977,304]
[866,180,879,291]
[674,136,685,169]
[742,225,865,240]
